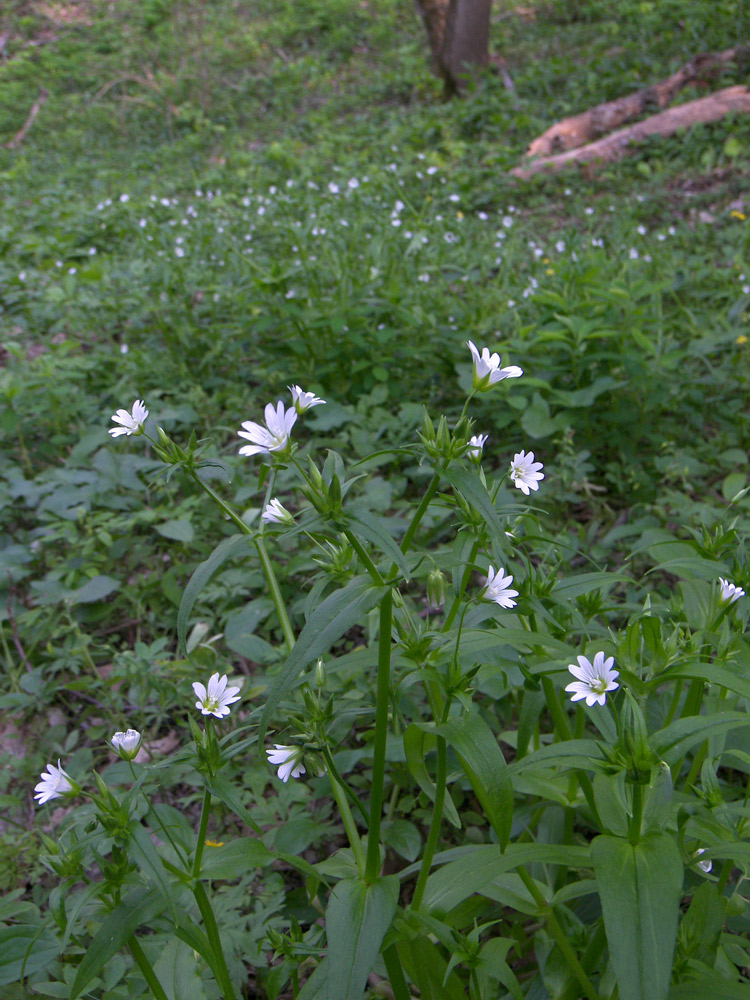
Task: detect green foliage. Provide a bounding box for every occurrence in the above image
[1,0,750,997]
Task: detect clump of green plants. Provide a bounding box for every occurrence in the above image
[10,343,750,999]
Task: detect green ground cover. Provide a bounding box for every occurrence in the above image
[1,0,750,997]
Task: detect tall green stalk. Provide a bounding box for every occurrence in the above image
[365,590,393,883]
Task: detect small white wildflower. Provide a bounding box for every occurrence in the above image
[565,652,619,707]
[510,450,545,495]
[266,744,306,782]
[629,248,639,259]
[34,761,78,806]
[109,400,148,437]
[119,193,130,203]
[418,273,430,283]
[467,340,523,390]
[466,434,488,462]
[637,224,647,235]
[120,344,129,355]
[111,729,142,759]
[193,673,241,719]
[288,385,326,414]
[238,401,297,457]
[328,182,340,195]
[483,566,519,609]
[348,178,360,189]
[262,498,295,526]
[695,849,713,874]
[719,578,745,603]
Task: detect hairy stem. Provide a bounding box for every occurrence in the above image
[365,590,393,883]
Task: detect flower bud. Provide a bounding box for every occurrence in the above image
[314,657,326,688]
[426,568,447,609]
[111,729,142,760]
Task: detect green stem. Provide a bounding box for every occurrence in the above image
[254,535,295,651]
[681,740,708,793]
[628,783,644,845]
[344,529,385,585]
[322,745,370,825]
[192,787,211,878]
[327,764,366,876]
[517,866,600,1000]
[129,935,169,1000]
[382,946,410,1000]
[399,473,441,557]
[443,538,480,631]
[365,590,393,883]
[410,734,447,911]
[194,880,237,1000]
[189,471,295,652]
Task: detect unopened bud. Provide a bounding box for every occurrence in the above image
[426,568,447,609]
[314,657,326,688]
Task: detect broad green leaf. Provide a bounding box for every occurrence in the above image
[436,713,513,849]
[152,938,207,1000]
[424,843,591,914]
[403,724,461,828]
[258,575,388,745]
[128,821,179,904]
[326,875,399,1000]
[177,534,251,653]
[155,518,194,543]
[669,980,750,1000]
[506,739,606,778]
[654,664,750,703]
[591,832,683,1000]
[396,935,468,1000]
[652,713,750,764]
[347,505,410,580]
[70,887,166,999]
[551,570,629,600]
[67,574,120,604]
[442,465,504,541]
[383,819,421,862]
[297,958,329,1000]
[198,837,275,879]
[204,774,262,833]
[0,926,60,986]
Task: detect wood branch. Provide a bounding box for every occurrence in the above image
[6,88,48,149]
[526,46,750,158]
[511,85,750,179]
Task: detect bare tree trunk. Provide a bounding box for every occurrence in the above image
[415,0,492,94]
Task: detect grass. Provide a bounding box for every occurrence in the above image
[1,0,750,997]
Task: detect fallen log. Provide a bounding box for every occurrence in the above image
[511,85,750,179]
[525,46,749,158]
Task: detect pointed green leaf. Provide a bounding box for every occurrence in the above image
[198,837,275,879]
[347,505,410,580]
[436,713,513,849]
[204,774,262,834]
[259,575,388,745]
[70,887,166,999]
[442,465,504,541]
[0,926,60,986]
[652,712,750,764]
[591,832,683,1000]
[326,875,399,1000]
[403,724,461,828]
[177,534,251,653]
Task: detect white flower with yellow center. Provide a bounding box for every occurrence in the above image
[109,400,149,437]
[238,401,297,457]
[565,652,619,707]
[483,566,519,609]
[193,673,241,719]
[510,450,545,495]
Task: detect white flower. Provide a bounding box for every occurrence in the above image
[288,385,326,414]
[111,729,142,759]
[238,401,297,457]
[483,566,519,609]
[467,340,523,391]
[193,673,241,718]
[108,399,149,437]
[266,744,306,782]
[564,652,619,707]
[719,577,745,603]
[695,848,713,874]
[262,498,294,526]
[467,434,488,462]
[34,760,76,806]
[510,450,545,495]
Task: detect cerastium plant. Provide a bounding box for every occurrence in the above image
[33,342,750,1000]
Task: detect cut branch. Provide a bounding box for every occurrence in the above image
[525,46,750,158]
[512,85,750,179]
[6,88,48,149]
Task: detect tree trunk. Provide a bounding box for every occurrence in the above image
[415,0,492,94]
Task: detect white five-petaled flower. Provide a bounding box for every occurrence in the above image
[483,566,519,609]
[111,729,142,759]
[262,498,295,526]
[34,760,77,806]
[108,400,149,437]
[510,450,545,495]
[288,385,326,414]
[238,401,297,457]
[564,652,619,707]
[467,434,488,462]
[467,340,522,391]
[193,673,241,719]
[266,744,306,782]
[719,577,745,604]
